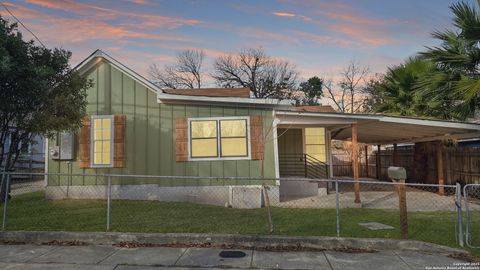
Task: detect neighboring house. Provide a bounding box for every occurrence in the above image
[2,134,44,175]
[45,50,480,208]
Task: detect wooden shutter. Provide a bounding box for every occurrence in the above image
[79,116,91,168]
[114,115,126,168]
[250,115,264,160]
[176,118,188,162]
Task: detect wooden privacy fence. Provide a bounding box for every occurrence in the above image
[332,147,480,185]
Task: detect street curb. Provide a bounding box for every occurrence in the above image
[0,231,467,255]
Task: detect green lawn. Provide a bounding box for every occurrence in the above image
[4,191,474,254]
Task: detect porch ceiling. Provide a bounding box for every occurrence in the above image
[275,111,480,144]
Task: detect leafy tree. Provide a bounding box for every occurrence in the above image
[367,58,456,119]
[297,76,323,105]
[0,16,91,178]
[418,0,480,120]
[360,74,384,113]
[212,48,298,99]
[149,49,205,89]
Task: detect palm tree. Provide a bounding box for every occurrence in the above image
[419,0,480,120]
[372,57,454,118]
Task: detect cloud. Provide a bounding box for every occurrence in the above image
[128,0,149,4]
[23,0,201,29]
[274,0,400,47]
[272,11,296,17]
[293,31,355,48]
[328,25,395,47]
[2,2,196,44]
[272,10,312,21]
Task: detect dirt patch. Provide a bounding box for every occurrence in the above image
[113,241,377,253]
[1,240,26,245]
[332,245,377,253]
[448,252,480,263]
[41,240,88,246]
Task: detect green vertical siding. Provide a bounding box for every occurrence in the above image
[48,60,277,185]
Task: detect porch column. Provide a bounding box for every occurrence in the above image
[365,145,369,178]
[436,141,445,195]
[393,143,399,166]
[352,123,360,203]
[376,145,381,180]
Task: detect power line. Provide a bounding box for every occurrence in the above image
[0,1,46,48]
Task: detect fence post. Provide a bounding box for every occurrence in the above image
[335,178,340,237]
[106,175,111,231]
[397,179,408,239]
[2,174,10,231]
[464,185,471,246]
[456,182,464,247]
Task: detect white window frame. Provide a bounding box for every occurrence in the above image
[187,116,251,161]
[90,115,114,168]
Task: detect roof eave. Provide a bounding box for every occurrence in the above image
[157,93,294,108]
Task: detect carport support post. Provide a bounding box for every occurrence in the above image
[436,141,445,195]
[393,143,399,166]
[365,145,369,178]
[352,123,360,203]
[376,145,381,180]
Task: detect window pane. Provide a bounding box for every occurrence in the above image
[221,138,247,157]
[305,135,325,145]
[102,141,110,153]
[220,120,246,137]
[191,121,217,138]
[191,138,218,157]
[103,152,110,164]
[305,127,324,136]
[102,118,111,129]
[94,130,103,140]
[306,145,325,155]
[102,128,111,140]
[94,153,103,164]
[94,119,103,130]
[94,141,102,153]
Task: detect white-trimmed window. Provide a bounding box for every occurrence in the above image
[91,115,114,167]
[188,117,250,160]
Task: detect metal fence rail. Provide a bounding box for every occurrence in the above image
[0,172,464,248]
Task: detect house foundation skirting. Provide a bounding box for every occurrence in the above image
[45,185,281,209]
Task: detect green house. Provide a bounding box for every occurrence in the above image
[45,50,480,208]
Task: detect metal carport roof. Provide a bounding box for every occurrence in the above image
[275,111,480,144]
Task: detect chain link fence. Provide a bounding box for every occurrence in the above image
[463,184,480,248]
[0,172,464,248]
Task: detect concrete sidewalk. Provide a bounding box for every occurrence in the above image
[0,244,474,270]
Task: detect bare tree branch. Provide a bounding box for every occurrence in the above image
[149,49,205,89]
[324,61,370,113]
[212,48,298,99]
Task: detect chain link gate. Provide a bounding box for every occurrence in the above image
[464,184,480,248]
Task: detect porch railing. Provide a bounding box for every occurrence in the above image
[279,153,328,179]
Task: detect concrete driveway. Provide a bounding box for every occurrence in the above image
[0,244,473,270]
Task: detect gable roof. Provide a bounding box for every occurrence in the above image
[74,49,293,108]
[164,87,250,98]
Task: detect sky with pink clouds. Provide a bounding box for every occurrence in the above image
[0,0,460,84]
